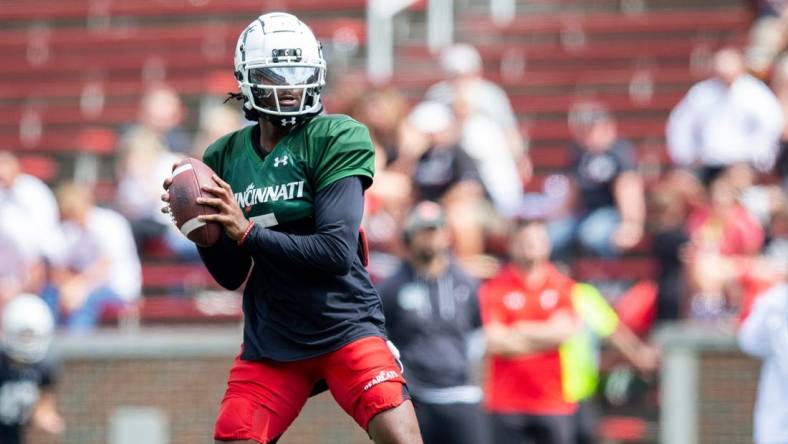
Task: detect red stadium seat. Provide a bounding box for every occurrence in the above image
[458,9,749,35]
[572,257,657,281]
[0,0,368,21]
[136,295,242,324]
[17,154,59,181]
[141,263,218,290]
[597,416,649,441]
[100,295,242,325]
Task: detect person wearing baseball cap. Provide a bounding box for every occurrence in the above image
[377,201,488,444]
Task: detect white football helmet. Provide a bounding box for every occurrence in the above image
[1,294,54,364]
[234,12,326,125]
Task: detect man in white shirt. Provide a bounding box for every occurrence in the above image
[454,86,524,217]
[45,183,141,332]
[738,283,788,444]
[426,44,531,183]
[0,151,64,301]
[666,47,783,182]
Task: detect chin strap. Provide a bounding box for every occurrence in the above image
[225,91,324,126]
[262,103,324,128]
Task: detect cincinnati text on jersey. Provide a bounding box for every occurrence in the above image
[234,181,305,208]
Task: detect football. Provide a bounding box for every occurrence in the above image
[168,158,222,247]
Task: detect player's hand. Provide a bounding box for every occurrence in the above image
[160,161,180,215]
[197,174,250,241]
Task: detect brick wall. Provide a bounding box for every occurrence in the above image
[28,355,370,444]
[697,352,760,444]
[25,330,761,444]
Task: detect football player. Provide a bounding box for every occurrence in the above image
[161,12,422,444]
[0,294,65,444]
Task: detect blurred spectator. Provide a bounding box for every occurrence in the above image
[685,173,765,319]
[745,0,788,78]
[45,183,141,332]
[324,70,370,117]
[426,43,531,182]
[688,171,765,256]
[114,85,191,257]
[403,101,480,200]
[647,174,694,321]
[129,85,192,154]
[770,54,788,186]
[0,294,65,442]
[519,174,573,222]
[726,162,785,228]
[351,87,409,168]
[378,202,487,444]
[0,151,63,302]
[738,201,788,319]
[562,283,659,444]
[738,282,788,444]
[765,202,788,262]
[480,220,579,444]
[362,143,413,275]
[403,101,488,257]
[115,113,197,260]
[548,101,646,260]
[454,83,524,217]
[191,101,244,160]
[667,47,783,180]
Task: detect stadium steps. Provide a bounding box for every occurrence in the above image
[0,78,682,125]
[457,8,748,38]
[0,0,368,22]
[0,101,677,168]
[470,0,741,14]
[0,5,745,170]
[0,20,363,80]
[100,294,243,325]
[0,0,752,323]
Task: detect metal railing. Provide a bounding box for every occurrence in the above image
[366,0,515,83]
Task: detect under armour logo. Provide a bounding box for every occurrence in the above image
[281,117,297,126]
[274,155,289,167]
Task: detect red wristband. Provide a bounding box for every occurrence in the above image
[238,221,255,246]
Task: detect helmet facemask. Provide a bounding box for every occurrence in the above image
[237,49,326,127]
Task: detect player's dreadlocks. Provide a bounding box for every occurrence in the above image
[225,91,260,122]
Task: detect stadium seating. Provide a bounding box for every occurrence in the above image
[0,0,750,327]
[0,0,367,21]
[458,8,747,35]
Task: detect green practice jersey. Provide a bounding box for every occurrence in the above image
[201,114,386,361]
[203,114,374,229]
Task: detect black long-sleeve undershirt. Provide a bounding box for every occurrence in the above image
[197,234,251,291]
[197,176,364,290]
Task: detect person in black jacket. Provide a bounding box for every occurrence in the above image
[378,201,487,444]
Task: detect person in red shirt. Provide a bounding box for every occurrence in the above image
[480,219,580,444]
[685,172,765,318]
